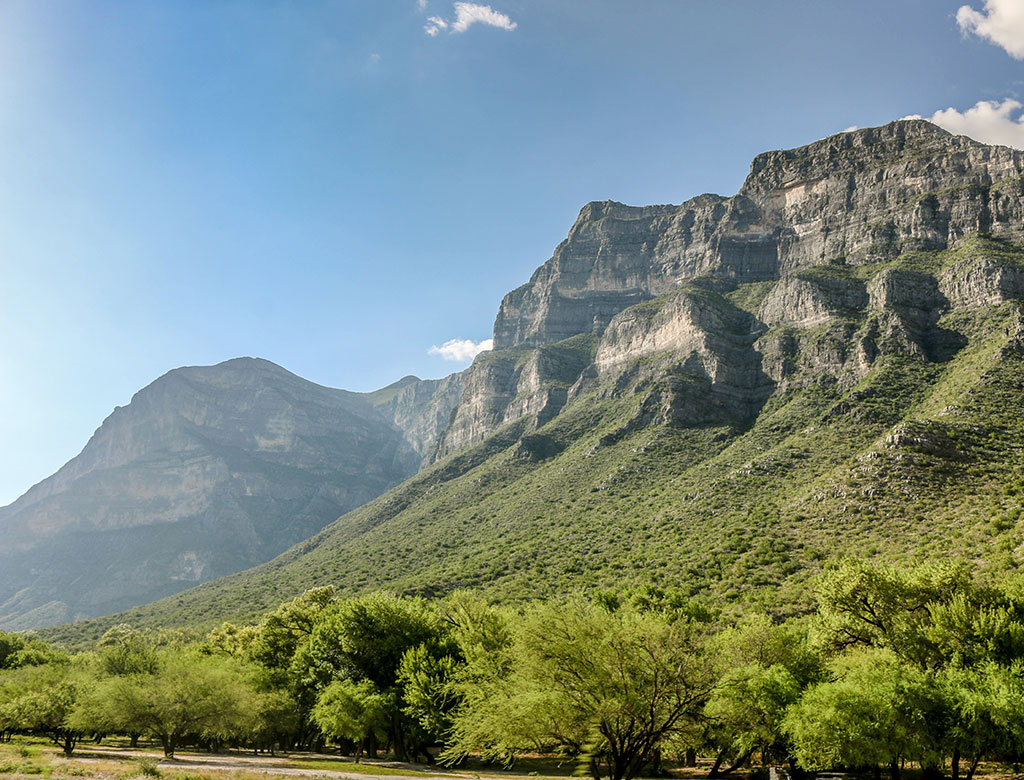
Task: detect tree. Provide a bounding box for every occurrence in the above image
[704,615,823,774]
[95,624,160,676]
[783,649,941,780]
[76,649,256,757]
[312,679,389,762]
[938,662,1024,780]
[444,598,714,780]
[815,559,969,670]
[398,641,462,740]
[812,560,1024,777]
[294,591,442,761]
[0,632,65,670]
[0,663,84,755]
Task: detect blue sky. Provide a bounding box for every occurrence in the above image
[2,0,1024,504]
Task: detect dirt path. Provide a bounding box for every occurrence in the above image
[72,747,469,780]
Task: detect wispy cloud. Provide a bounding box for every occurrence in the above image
[416,0,428,10]
[840,125,859,133]
[904,99,1024,149]
[424,3,517,36]
[428,338,494,361]
[958,0,1024,59]
[424,16,448,36]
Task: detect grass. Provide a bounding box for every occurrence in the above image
[287,758,436,776]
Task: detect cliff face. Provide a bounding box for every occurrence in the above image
[493,121,1024,352]
[0,359,449,629]
[442,121,1024,455]
[368,372,466,460]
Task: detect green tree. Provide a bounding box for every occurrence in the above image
[938,662,1024,780]
[397,642,462,740]
[0,631,65,670]
[312,679,389,762]
[783,649,941,780]
[76,649,256,757]
[444,598,714,780]
[294,591,442,760]
[704,615,823,774]
[0,662,84,755]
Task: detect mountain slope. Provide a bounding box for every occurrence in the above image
[0,358,463,630]
[38,121,1024,645]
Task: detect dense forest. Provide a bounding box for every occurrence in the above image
[3,560,1024,780]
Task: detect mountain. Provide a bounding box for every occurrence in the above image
[0,358,462,630]
[38,119,1024,644]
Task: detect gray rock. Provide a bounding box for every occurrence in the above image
[0,358,455,629]
[446,121,1024,452]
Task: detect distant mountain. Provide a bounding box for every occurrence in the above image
[0,358,462,630]
[37,120,1024,644]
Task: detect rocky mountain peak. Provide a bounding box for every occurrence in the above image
[490,120,1024,355]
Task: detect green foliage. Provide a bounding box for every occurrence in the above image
[443,599,714,780]
[0,662,86,755]
[783,649,941,775]
[312,679,389,760]
[0,633,65,670]
[704,615,823,762]
[293,591,447,760]
[72,648,258,757]
[397,642,462,738]
[135,759,161,778]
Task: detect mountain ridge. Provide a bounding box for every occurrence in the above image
[0,357,463,630]
[23,119,1024,643]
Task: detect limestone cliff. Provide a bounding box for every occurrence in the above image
[368,372,466,460]
[0,359,429,629]
[443,121,1024,454]
[493,121,1024,351]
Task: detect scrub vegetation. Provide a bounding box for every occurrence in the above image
[7,562,1024,780]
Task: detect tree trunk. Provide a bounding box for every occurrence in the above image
[786,756,805,780]
[685,749,697,768]
[715,749,754,777]
[709,751,726,778]
[161,734,176,759]
[965,755,982,780]
[952,748,960,780]
[60,731,78,757]
[889,757,900,780]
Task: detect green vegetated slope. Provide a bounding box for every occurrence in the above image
[41,235,1024,645]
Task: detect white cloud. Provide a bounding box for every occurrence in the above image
[368,52,381,65]
[428,338,493,362]
[452,2,517,32]
[416,0,428,10]
[841,125,859,133]
[958,0,1024,59]
[424,3,517,36]
[921,99,1024,149]
[424,15,448,36]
